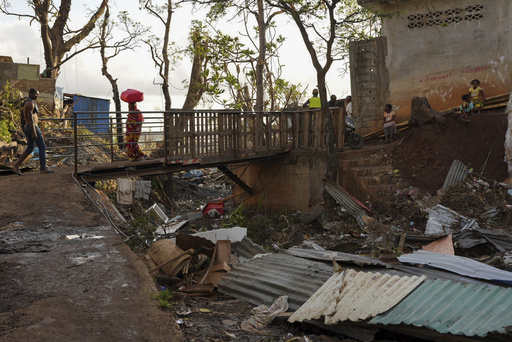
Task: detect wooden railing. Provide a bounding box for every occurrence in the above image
[164,108,344,163]
[67,108,344,173]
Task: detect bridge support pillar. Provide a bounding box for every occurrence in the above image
[232,151,337,213]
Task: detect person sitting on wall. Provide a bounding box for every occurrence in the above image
[383,103,396,144]
[345,95,353,118]
[468,79,485,114]
[302,88,321,109]
[459,94,474,121]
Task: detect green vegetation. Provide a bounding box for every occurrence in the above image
[0,82,22,143]
[150,289,175,309]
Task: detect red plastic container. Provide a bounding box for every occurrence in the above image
[202,202,225,216]
[121,89,144,103]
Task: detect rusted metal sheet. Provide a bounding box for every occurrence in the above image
[289,269,425,324]
[285,247,390,268]
[398,250,512,285]
[442,159,469,191]
[324,180,370,228]
[218,253,333,311]
[370,278,512,339]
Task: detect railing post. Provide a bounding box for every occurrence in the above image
[164,111,169,165]
[73,111,78,177]
[266,112,271,151]
[109,117,114,162]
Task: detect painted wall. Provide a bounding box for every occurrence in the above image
[0,61,56,110]
[355,0,512,128]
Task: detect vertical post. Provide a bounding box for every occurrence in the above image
[235,112,241,157]
[73,111,78,177]
[109,117,114,162]
[190,112,196,159]
[304,111,310,150]
[294,112,299,150]
[266,112,271,151]
[253,112,258,152]
[164,111,168,165]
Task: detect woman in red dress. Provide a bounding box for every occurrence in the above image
[126,102,146,161]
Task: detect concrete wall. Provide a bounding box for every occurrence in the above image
[349,37,390,135]
[0,61,55,111]
[233,151,334,212]
[355,0,512,127]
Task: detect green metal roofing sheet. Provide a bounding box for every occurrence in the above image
[369,278,512,338]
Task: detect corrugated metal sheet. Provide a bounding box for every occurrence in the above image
[218,253,333,311]
[454,228,512,252]
[424,204,479,237]
[369,278,512,338]
[324,181,370,228]
[398,250,512,285]
[285,247,390,268]
[289,269,425,324]
[73,95,110,134]
[442,159,469,191]
[234,236,268,262]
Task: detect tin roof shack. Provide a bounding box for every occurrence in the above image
[0,57,56,111]
[351,0,512,135]
[66,94,111,135]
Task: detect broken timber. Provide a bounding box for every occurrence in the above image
[218,165,254,195]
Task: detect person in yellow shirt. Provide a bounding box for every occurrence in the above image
[468,79,485,114]
[303,88,321,109]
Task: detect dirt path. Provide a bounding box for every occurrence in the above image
[0,167,183,341]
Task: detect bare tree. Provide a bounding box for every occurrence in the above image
[0,0,109,80]
[98,6,149,145]
[266,0,369,215]
[141,0,174,112]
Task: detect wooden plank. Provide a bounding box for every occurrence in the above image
[216,240,231,264]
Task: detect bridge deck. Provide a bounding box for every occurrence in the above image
[78,148,293,180]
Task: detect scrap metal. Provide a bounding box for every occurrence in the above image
[370,278,512,339]
[288,269,426,324]
[398,250,512,285]
[442,159,469,191]
[218,253,333,311]
[285,247,390,268]
[424,204,480,237]
[324,179,371,228]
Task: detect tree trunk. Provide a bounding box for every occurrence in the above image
[254,0,265,112]
[410,96,436,126]
[100,6,123,146]
[33,0,109,80]
[182,32,205,110]
[162,1,173,112]
[318,77,339,218]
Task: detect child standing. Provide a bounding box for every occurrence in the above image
[468,79,485,114]
[460,94,474,121]
[383,104,396,143]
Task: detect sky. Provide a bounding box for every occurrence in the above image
[0,0,352,112]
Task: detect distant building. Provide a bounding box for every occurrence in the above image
[351,0,512,135]
[0,56,56,110]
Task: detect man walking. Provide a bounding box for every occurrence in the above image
[12,88,54,175]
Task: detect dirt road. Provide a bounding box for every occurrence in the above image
[0,166,183,341]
